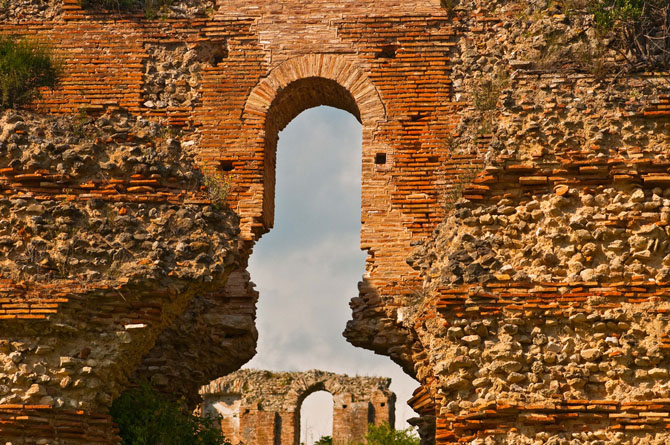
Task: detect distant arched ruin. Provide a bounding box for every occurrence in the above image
[200,370,395,445]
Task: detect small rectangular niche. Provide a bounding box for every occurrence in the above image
[375,153,387,165]
[375,45,397,59]
[220,160,234,171]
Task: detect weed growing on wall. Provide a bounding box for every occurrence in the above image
[472,70,508,112]
[110,384,230,445]
[440,0,460,13]
[203,172,232,209]
[0,35,60,109]
[78,0,135,10]
[443,164,480,212]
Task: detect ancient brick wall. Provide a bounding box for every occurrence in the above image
[200,369,395,445]
[2,0,455,442]
[2,0,670,443]
[0,106,260,443]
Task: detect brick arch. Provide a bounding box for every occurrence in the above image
[200,370,395,445]
[238,54,387,233]
[287,374,363,409]
[242,54,386,128]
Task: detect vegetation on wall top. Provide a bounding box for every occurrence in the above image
[441,0,669,74]
[0,35,61,110]
[586,0,670,71]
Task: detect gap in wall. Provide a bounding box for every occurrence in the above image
[244,106,417,435]
[300,391,334,444]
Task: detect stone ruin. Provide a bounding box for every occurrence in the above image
[199,369,395,445]
[1,0,670,443]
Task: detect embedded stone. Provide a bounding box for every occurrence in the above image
[580,349,601,362]
[462,335,482,347]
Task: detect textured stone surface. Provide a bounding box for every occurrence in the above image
[200,369,395,445]
[0,109,253,443]
[405,1,670,444]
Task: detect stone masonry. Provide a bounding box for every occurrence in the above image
[1,0,670,444]
[200,369,395,445]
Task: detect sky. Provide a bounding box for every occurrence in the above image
[243,106,418,444]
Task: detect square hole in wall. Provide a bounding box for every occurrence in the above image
[375,153,387,165]
[220,160,234,171]
[375,44,397,59]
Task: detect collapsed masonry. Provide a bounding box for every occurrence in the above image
[1,0,670,444]
[199,369,395,445]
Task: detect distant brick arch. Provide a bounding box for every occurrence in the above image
[200,369,396,445]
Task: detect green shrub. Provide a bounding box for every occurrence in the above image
[558,0,670,71]
[590,0,646,31]
[593,0,669,70]
[363,422,420,445]
[314,436,333,445]
[110,384,231,445]
[0,35,60,109]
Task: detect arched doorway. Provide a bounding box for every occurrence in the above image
[235,54,387,239]
[299,389,334,445]
[260,77,362,231]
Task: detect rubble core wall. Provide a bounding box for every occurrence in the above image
[2,0,670,444]
[200,369,396,445]
[407,1,670,444]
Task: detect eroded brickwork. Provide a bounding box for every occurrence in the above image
[200,369,395,445]
[0,109,254,443]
